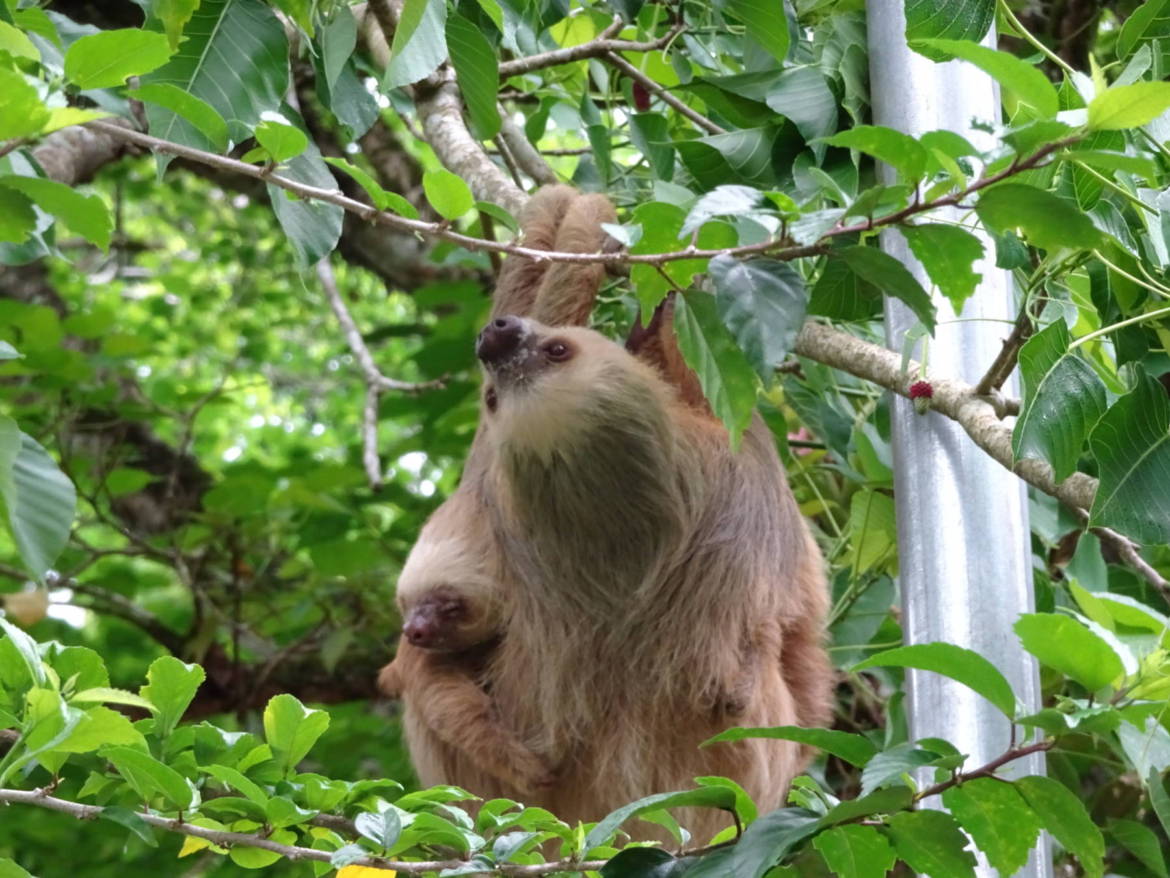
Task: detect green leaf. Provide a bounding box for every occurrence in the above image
[423,168,474,221]
[446,12,500,140]
[584,787,736,851]
[673,290,759,448]
[1088,81,1170,131]
[1014,613,1124,692]
[809,257,882,321]
[230,829,295,868]
[53,705,146,754]
[682,185,762,236]
[1016,775,1104,878]
[824,126,927,182]
[64,29,173,89]
[144,0,288,150]
[0,22,37,61]
[1012,321,1107,483]
[853,642,1016,717]
[600,848,688,878]
[900,224,984,314]
[139,655,204,738]
[1148,769,1170,846]
[254,119,308,163]
[129,84,228,152]
[0,68,49,139]
[0,858,34,878]
[0,175,112,250]
[915,39,1059,118]
[765,68,837,153]
[887,810,977,877]
[860,743,952,796]
[70,687,155,712]
[705,726,876,767]
[151,0,199,49]
[813,825,897,878]
[355,807,403,849]
[318,7,356,91]
[839,246,937,332]
[1088,372,1170,544]
[0,188,35,244]
[630,202,735,318]
[709,255,807,379]
[976,184,1101,252]
[102,746,193,809]
[266,124,343,265]
[0,421,76,580]
[205,765,269,805]
[686,808,821,878]
[819,787,914,826]
[323,157,417,217]
[100,806,157,847]
[904,0,994,52]
[0,616,46,686]
[1109,818,1169,877]
[942,779,1040,875]
[383,0,447,89]
[263,693,330,775]
[726,0,788,63]
[848,489,897,576]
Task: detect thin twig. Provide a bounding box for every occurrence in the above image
[915,739,1054,801]
[973,291,1046,397]
[498,20,683,79]
[602,50,725,135]
[1090,526,1170,608]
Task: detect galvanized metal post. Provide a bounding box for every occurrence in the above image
[865,5,1051,876]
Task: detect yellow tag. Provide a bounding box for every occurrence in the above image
[338,867,395,877]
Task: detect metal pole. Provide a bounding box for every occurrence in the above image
[865,5,1051,877]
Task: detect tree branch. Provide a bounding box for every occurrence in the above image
[497,19,682,79]
[973,290,1046,397]
[915,739,1054,802]
[602,50,725,135]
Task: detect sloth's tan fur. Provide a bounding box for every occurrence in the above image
[380,187,832,841]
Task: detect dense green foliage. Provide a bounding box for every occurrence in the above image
[0,0,1169,875]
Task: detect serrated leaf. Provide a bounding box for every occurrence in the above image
[673,290,758,447]
[383,0,447,89]
[854,642,1016,717]
[144,0,288,151]
[888,810,977,877]
[839,245,936,332]
[824,126,926,182]
[1088,81,1170,131]
[263,693,330,775]
[102,745,193,809]
[1012,321,1106,483]
[1016,775,1104,878]
[900,224,984,314]
[915,39,1059,118]
[446,12,500,140]
[1088,372,1170,544]
[0,421,76,581]
[139,655,204,738]
[423,169,474,220]
[709,255,806,379]
[704,726,877,767]
[1014,613,1124,692]
[809,256,882,321]
[130,84,229,152]
[976,184,1101,252]
[584,787,736,851]
[0,68,49,139]
[813,824,896,878]
[64,29,173,89]
[0,175,112,250]
[942,779,1040,874]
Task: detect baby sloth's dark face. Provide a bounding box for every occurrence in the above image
[402,585,473,651]
[476,315,576,401]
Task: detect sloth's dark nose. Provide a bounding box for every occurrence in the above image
[476,315,524,365]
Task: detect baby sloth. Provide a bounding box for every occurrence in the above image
[378,491,553,793]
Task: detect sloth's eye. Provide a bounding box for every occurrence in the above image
[545,341,571,362]
[484,386,498,411]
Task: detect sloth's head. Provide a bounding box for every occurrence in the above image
[396,532,497,652]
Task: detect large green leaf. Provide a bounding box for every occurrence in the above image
[887,810,977,877]
[1012,321,1107,483]
[102,746,194,809]
[0,175,112,250]
[673,290,759,447]
[686,808,821,878]
[704,726,877,767]
[0,419,76,580]
[976,184,1101,252]
[129,83,229,152]
[266,115,344,265]
[812,825,897,878]
[1088,81,1170,131]
[725,0,789,63]
[764,68,837,154]
[808,256,882,321]
[900,223,984,314]
[144,0,288,148]
[423,168,475,220]
[446,12,500,140]
[0,68,49,139]
[64,29,173,89]
[839,245,937,332]
[904,0,994,54]
[1109,818,1169,878]
[1014,613,1125,692]
[1016,776,1105,878]
[853,642,1016,718]
[1088,372,1170,544]
[0,188,35,244]
[383,0,447,89]
[583,787,736,851]
[942,779,1041,875]
[824,126,926,182]
[263,693,330,775]
[709,255,807,380]
[139,655,204,739]
[915,39,1059,118]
